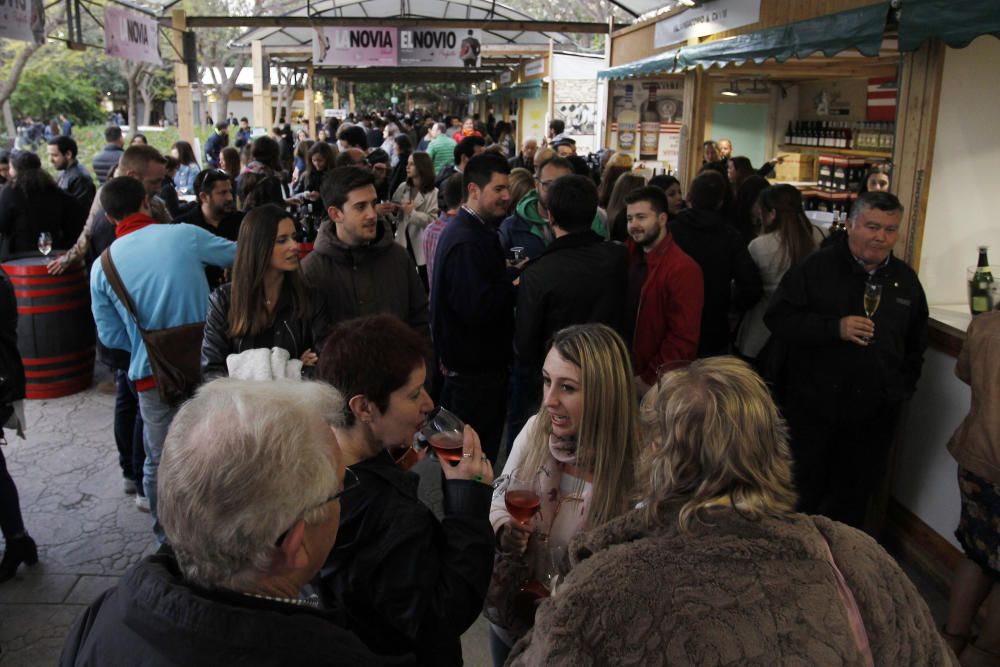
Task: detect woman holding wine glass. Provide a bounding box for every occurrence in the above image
[487,323,642,666]
[0,152,84,261]
[315,314,495,666]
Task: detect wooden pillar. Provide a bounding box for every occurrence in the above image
[171,10,194,144]
[680,68,711,184]
[332,77,340,110]
[348,82,356,114]
[893,39,945,269]
[252,40,273,129]
[304,63,315,135]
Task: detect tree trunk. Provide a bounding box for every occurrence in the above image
[212,55,248,124]
[138,69,154,126]
[0,43,43,114]
[122,61,144,134]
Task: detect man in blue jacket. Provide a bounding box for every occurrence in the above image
[203,121,229,168]
[430,153,513,463]
[90,177,235,543]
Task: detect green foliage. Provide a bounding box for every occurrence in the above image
[10,63,103,123]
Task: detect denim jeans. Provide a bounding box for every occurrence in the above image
[113,370,145,487]
[439,369,508,464]
[137,390,179,544]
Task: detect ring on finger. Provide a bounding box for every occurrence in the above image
[462,452,473,458]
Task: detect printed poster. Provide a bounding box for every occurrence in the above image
[104,6,161,65]
[313,27,397,66]
[398,29,481,68]
[0,0,44,44]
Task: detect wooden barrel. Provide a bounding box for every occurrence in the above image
[2,256,96,399]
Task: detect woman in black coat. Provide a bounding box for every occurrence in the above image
[315,315,495,666]
[0,152,84,260]
[201,204,328,380]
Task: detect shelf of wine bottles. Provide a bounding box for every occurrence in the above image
[783,120,894,154]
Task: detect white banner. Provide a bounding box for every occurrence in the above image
[313,27,398,66]
[524,58,544,77]
[654,0,761,49]
[0,0,44,44]
[104,6,161,65]
[398,28,481,68]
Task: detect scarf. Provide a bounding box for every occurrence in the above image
[115,212,157,238]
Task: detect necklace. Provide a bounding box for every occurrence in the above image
[245,591,320,608]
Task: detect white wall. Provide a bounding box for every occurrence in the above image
[919,36,1000,306]
[894,347,967,547]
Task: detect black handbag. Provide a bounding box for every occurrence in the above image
[100,249,203,406]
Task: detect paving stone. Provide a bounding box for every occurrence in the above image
[64,575,118,605]
[0,603,86,666]
[0,574,78,604]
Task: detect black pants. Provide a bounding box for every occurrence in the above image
[785,400,900,529]
[439,369,508,464]
[504,363,542,459]
[0,442,25,539]
[114,369,145,487]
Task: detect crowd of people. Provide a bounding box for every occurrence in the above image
[0,105,992,666]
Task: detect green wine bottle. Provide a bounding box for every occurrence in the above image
[970,246,994,315]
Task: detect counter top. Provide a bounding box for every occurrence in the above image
[928,304,970,358]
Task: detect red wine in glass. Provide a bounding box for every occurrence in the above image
[428,431,464,462]
[505,489,541,525]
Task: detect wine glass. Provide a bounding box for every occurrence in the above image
[504,467,541,528]
[417,406,465,463]
[862,281,882,343]
[38,232,52,256]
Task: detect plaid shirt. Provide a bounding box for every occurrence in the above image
[424,210,458,295]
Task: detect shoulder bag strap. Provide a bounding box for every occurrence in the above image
[817,529,875,667]
[100,248,143,331]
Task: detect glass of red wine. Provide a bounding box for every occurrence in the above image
[504,468,541,527]
[418,406,465,463]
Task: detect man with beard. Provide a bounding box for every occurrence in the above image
[624,186,703,395]
[430,153,513,463]
[174,169,245,290]
[47,135,96,211]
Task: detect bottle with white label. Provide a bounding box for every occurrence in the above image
[639,84,660,161]
[617,85,639,154]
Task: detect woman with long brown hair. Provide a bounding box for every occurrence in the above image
[735,184,824,359]
[391,150,439,289]
[596,151,634,211]
[487,323,641,665]
[606,172,646,242]
[201,203,327,380]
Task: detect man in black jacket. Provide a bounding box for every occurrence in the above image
[764,191,928,529]
[430,153,513,463]
[60,379,411,667]
[91,125,125,185]
[508,137,537,171]
[173,169,245,290]
[47,135,96,212]
[669,170,762,356]
[508,174,627,441]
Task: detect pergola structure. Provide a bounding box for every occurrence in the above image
[157,0,671,142]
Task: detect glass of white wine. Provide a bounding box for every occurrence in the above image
[862,281,882,343]
[38,232,52,256]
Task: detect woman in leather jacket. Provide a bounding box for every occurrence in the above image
[201,204,328,380]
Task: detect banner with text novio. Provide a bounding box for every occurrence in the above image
[313,27,398,66]
[104,6,161,65]
[398,29,481,68]
[654,0,761,49]
[0,0,45,44]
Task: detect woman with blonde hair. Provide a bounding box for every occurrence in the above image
[507,167,534,215]
[509,357,955,666]
[487,323,641,665]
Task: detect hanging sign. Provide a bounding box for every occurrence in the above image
[524,58,545,77]
[0,0,44,44]
[313,27,398,66]
[398,28,481,68]
[654,0,761,49]
[103,6,161,65]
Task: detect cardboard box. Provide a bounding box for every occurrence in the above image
[774,153,815,182]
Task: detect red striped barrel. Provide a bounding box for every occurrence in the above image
[2,256,96,399]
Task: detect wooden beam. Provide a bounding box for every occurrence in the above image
[171,10,194,145]
[893,39,944,269]
[304,63,315,134]
[251,40,273,129]
[161,15,620,33]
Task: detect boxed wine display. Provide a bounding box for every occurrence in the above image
[774,153,816,182]
[817,155,867,191]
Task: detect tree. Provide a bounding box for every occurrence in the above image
[8,58,103,124]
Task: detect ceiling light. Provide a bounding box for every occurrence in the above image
[721,81,741,97]
[678,0,697,6]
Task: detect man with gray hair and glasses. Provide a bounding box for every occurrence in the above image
[60,379,413,666]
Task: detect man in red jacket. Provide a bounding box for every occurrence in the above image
[624,186,703,395]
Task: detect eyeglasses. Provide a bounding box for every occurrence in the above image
[274,467,360,547]
[194,168,231,194]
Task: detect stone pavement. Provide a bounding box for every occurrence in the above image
[0,368,492,666]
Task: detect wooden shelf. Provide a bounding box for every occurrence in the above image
[778,144,893,159]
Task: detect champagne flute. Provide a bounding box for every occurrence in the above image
[38,232,52,256]
[417,406,465,463]
[862,281,882,343]
[504,467,541,527]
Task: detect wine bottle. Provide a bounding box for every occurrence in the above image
[639,84,660,161]
[617,85,639,154]
[785,121,793,145]
[970,246,995,315]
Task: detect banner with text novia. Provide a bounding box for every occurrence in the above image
[103,6,161,66]
[313,27,482,68]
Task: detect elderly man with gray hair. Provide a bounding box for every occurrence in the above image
[60,379,413,667]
